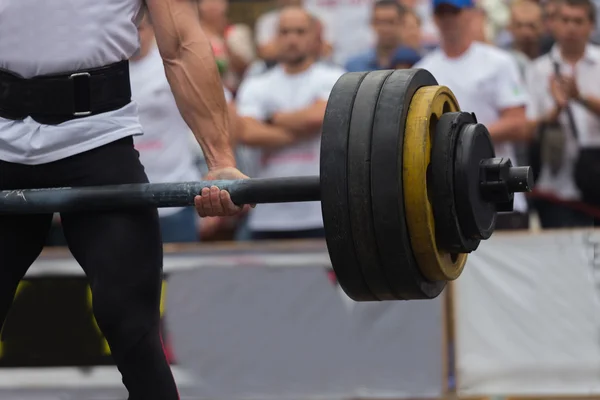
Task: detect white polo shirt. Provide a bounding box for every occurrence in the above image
[525,44,600,200]
[130,44,202,217]
[414,42,529,213]
[0,0,144,165]
[235,62,345,231]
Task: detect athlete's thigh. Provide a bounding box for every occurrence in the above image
[0,214,53,284]
[57,137,163,285]
[0,161,54,284]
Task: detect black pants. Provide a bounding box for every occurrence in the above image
[0,137,178,399]
[533,198,598,228]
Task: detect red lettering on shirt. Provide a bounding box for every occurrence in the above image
[134,140,164,150]
[261,152,317,166]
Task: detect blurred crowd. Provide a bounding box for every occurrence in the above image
[45,0,600,245]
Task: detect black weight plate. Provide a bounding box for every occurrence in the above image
[454,123,497,241]
[321,72,376,301]
[347,70,396,300]
[430,112,481,253]
[370,69,446,300]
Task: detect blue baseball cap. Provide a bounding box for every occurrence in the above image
[433,0,475,9]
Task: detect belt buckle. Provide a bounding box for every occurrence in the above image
[69,72,92,117]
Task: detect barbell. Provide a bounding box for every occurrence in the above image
[0,69,532,302]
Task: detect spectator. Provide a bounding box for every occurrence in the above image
[525,0,600,227]
[408,0,440,50]
[506,0,546,169]
[198,0,254,92]
[254,0,334,63]
[235,6,345,240]
[225,25,257,89]
[391,46,423,67]
[478,0,511,44]
[414,0,530,230]
[345,0,405,71]
[245,14,331,78]
[401,8,425,51]
[540,0,563,53]
[507,0,545,75]
[471,5,493,43]
[255,0,301,61]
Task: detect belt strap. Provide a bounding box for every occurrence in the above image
[0,60,131,125]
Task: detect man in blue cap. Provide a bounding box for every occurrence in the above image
[414,0,531,230]
[345,0,407,72]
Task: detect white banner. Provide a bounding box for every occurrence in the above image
[0,243,446,400]
[454,229,600,396]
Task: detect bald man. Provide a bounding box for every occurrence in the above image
[235,6,345,240]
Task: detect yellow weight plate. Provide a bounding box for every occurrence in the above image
[403,86,468,281]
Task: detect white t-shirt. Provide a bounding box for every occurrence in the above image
[525,44,600,200]
[414,42,529,213]
[0,0,144,164]
[130,44,202,217]
[235,62,345,231]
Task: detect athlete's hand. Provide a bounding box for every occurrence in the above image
[194,167,254,217]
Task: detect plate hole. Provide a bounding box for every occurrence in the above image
[443,101,453,114]
[426,163,433,202]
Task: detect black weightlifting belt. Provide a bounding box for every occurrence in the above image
[0,60,131,125]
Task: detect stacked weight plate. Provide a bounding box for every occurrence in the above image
[320,69,470,301]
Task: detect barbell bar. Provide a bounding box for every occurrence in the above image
[0,69,533,302]
[0,177,321,213]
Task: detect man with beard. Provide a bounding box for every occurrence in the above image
[507,0,546,75]
[233,6,345,240]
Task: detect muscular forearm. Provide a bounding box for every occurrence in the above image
[162,38,236,170]
[271,102,326,134]
[578,95,600,117]
[228,103,242,145]
[487,115,529,143]
[239,117,297,148]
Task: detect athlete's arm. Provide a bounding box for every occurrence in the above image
[146,0,236,170]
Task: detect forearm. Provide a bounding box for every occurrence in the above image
[258,42,278,61]
[239,117,297,148]
[487,115,528,143]
[271,102,326,134]
[163,37,236,170]
[578,94,600,117]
